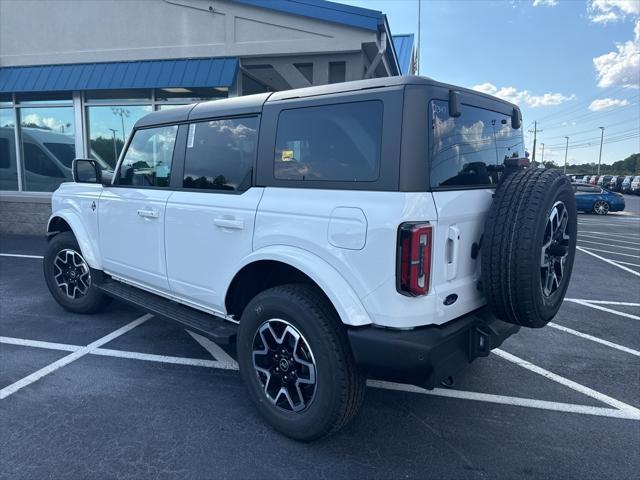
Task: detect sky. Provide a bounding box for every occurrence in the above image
[341,0,640,167]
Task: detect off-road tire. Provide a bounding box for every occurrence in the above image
[43,231,110,314]
[237,284,365,441]
[482,168,577,328]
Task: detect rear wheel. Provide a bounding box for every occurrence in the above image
[237,284,365,441]
[593,200,610,215]
[43,232,110,314]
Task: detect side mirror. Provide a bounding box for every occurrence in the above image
[73,159,102,184]
[511,107,521,129]
[449,90,461,118]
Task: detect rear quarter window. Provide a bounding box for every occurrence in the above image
[273,100,383,182]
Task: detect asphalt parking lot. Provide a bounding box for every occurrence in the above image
[1,195,639,480]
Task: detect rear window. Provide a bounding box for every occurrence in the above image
[430,100,524,188]
[274,101,383,182]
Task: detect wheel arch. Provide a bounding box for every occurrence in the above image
[225,247,372,327]
[46,212,102,269]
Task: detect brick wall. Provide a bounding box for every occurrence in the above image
[0,196,51,236]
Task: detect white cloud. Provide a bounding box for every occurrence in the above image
[588,0,640,23]
[593,20,640,88]
[471,83,575,108]
[588,97,631,110]
[533,0,558,7]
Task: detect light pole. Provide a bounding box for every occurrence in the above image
[563,136,569,174]
[108,128,119,167]
[540,142,545,164]
[597,126,605,176]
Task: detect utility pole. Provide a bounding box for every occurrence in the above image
[417,0,421,75]
[528,121,542,162]
[108,128,119,166]
[597,126,605,175]
[563,136,569,174]
[540,143,545,164]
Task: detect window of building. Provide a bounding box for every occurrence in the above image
[0,108,18,190]
[117,125,178,187]
[329,62,346,84]
[430,100,524,188]
[294,63,313,84]
[183,117,258,191]
[155,87,227,104]
[19,105,76,192]
[274,101,383,182]
[86,105,152,168]
[16,92,72,105]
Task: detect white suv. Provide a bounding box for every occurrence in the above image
[44,77,577,440]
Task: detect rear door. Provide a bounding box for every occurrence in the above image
[428,95,525,314]
[164,116,262,313]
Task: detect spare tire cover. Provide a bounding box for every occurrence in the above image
[481,168,577,328]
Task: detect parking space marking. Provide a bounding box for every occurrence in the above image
[610,260,640,267]
[578,234,640,246]
[565,299,640,320]
[578,240,640,251]
[566,299,640,306]
[367,381,639,421]
[0,314,151,400]
[578,247,640,258]
[493,349,640,418]
[187,331,239,369]
[576,246,640,277]
[579,231,640,238]
[548,323,640,357]
[3,333,638,421]
[0,253,43,259]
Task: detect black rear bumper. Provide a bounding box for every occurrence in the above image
[347,307,519,389]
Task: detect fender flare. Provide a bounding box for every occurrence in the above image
[46,211,103,270]
[229,245,373,327]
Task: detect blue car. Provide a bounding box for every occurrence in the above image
[573,185,625,215]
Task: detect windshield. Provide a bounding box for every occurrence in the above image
[430,100,524,188]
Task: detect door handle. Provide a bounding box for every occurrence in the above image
[214,217,244,230]
[137,208,160,219]
[445,225,460,281]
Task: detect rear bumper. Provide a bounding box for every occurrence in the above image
[347,307,519,389]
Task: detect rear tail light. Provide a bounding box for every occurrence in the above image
[397,222,432,296]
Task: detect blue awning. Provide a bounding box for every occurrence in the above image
[0,57,239,93]
[392,34,415,76]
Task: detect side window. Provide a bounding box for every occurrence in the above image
[183,117,258,191]
[24,142,64,178]
[117,125,178,187]
[274,101,383,182]
[430,100,524,188]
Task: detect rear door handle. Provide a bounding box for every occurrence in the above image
[214,217,244,230]
[445,225,460,281]
[137,208,160,219]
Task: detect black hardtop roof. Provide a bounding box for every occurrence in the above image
[134,76,519,128]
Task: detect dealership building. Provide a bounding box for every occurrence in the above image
[0,0,415,234]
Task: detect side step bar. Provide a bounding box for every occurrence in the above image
[96,279,237,344]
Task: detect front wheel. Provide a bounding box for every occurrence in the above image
[593,200,610,215]
[43,232,110,314]
[237,284,365,441]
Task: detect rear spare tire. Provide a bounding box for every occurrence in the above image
[482,168,577,328]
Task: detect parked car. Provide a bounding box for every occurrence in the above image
[589,175,599,185]
[42,76,578,441]
[583,175,592,185]
[574,185,625,214]
[631,176,640,195]
[621,175,634,193]
[597,175,612,187]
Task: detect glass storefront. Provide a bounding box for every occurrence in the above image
[0,108,19,190]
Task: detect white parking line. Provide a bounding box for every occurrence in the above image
[0,314,151,400]
[578,234,640,246]
[577,246,640,277]
[0,253,43,259]
[578,239,640,251]
[579,231,640,238]
[493,349,640,418]
[367,380,638,421]
[578,247,640,258]
[610,260,640,267]
[566,299,640,306]
[3,334,638,421]
[187,331,239,369]
[565,299,640,320]
[548,323,640,357]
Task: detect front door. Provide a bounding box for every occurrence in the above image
[99,124,180,293]
[165,116,262,313]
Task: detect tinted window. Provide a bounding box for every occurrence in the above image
[576,186,600,193]
[24,142,64,178]
[183,117,258,191]
[0,138,10,168]
[430,100,524,188]
[274,101,382,182]
[44,142,75,168]
[117,125,178,187]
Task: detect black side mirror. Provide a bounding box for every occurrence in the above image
[449,90,461,118]
[511,107,521,129]
[73,159,102,184]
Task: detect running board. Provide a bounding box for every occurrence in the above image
[96,279,237,344]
